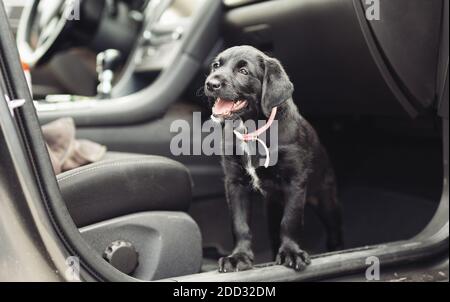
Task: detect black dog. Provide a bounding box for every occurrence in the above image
[205,46,343,272]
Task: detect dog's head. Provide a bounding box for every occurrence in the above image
[205,45,293,121]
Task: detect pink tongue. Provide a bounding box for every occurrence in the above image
[213,98,235,115]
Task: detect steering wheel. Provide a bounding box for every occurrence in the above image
[17,0,105,67]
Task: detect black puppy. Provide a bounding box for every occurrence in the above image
[205,46,343,272]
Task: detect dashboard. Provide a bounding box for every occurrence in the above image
[115,0,207,96]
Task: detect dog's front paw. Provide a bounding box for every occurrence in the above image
[218,253,253,273]
[276,245,311,271]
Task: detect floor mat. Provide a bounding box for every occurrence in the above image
[198,186,439,272]
[302,186,439,253]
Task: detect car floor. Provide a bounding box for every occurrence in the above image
[189,115,443,272]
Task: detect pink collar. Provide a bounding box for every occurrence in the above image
[233,107,278,168]
[235,107,278,141]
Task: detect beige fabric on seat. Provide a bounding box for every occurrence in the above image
[42,117,107,174]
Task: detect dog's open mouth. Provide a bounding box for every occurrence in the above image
[212,98,248,117]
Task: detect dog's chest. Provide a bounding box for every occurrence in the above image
[235,121,280,193]
[241,141,267,193]
[244,157,263,193]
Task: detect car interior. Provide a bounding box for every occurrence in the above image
[2,0,448,281]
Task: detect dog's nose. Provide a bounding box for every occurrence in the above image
[206,79,222,91]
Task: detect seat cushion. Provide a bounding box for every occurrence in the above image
[57,152,192,227]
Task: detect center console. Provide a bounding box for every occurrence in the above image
[35,0,210,115]
[35,0,221,127]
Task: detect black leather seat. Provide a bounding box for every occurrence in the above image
[57,152,192,227]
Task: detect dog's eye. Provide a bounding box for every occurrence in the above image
[239,68,249,75]
[212,62,220,70]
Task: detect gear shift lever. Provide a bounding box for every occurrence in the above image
[96,49,121,99]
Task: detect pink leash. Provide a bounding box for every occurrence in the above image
[234,107,278,168]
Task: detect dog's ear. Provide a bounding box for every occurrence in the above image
[261,57,294,116]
